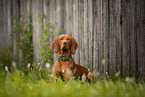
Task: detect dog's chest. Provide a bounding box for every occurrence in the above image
[59,60,75,73]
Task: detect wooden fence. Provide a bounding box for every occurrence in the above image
[0,0,145,76]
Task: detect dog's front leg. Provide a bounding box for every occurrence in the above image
[50,60,61,81]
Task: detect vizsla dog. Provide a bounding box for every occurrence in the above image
[51,34,95,82]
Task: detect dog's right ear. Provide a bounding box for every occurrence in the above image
[51,37,60,53]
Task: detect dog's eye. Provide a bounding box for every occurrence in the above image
[60,38,63,40]
[67,38,71,40]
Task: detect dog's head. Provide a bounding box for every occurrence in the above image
[51,34,78,56]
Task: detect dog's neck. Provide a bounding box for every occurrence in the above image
[58,49,71,57]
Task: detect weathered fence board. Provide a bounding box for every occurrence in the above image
[0,0,145,76]
[137,0,145,76]
[109,0,117,74]
[32,0,43,64]
[84,0,88,67]
[122,0,130,75]
[93,0,99,71]
[12,0,20,61]
[130,0,137,74]
[116,0,122,73]
[73,0,79,64]
[88,0,93,71]
[0,0,3,50]
[79,0,84,66]
[103,0,109,73]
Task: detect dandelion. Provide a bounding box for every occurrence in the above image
[5,66,8,72]
[45,63,50,69]
[27,63,30,68]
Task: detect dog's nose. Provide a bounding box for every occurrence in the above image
[63,40,67,45]
[63,41,67,45]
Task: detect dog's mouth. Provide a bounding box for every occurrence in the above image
[62,46,68,53]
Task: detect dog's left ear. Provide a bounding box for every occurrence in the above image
[51,37,60,53]
[71,37,78,55]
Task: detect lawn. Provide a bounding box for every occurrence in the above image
[0,68,145,97]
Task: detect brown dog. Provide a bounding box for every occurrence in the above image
[51,34,95,82]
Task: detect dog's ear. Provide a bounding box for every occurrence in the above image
[71,37,78,55]
[51,37,60,53]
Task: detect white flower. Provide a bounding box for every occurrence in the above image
[1,64,3,66]
[45,63,50,69]
[5,66,8,72]
[27,63,30,68]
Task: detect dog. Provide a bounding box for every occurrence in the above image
[51,34,95,82]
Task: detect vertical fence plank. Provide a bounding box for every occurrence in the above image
[0,0,3,50]
[69,0,73,35]
[122,0,131,75]
[93,0,99,71]
[109,0,117,74]
[32,0,43,64]
[88,0,93,71]
[73,0,79,64]
[84,0,89,67]
[7,0,11,46]
[98,0,103,73]
[103,0,109,73]
[140,0,145,77]
[55,0,64,34]
[3,0,8,48]
[79,0,84,66]
[142,0,145,76]
[116,0,122,72]
[65,0,70,34]
[46,0,54,43]
[137,0,145,76]
[52,0,58,63]
[12,0,20,63]
[130,0,137,75]
[137,0,141,76]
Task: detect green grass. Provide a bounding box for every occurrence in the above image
[0,68,145,97]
